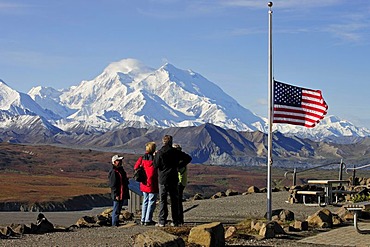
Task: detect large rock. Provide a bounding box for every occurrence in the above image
[259,221,285,239]
[188,222,225,247]
[211,192,226,199]
[307,208,333,228]
[31,213,54,234]
[225,189,238,196]
[266,209,294,222]
[75,216,100,228]
[247,186,260,193]
[290,220,308,231]
[134,229,185,247]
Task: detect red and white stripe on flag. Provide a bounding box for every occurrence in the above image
[273,80,328,128]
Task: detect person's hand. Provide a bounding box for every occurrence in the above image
[115,196,119,200]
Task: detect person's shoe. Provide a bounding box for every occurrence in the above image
[170,222,178,227]
[144,221,156,226]
[155,223,165,227]
[140,221,145,226]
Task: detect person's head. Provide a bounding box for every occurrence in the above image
[162,135,173,146]
[173,143,182,151]
[145,142,156,153]
[111,155,124,166]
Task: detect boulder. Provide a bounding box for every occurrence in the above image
[211,192,226,199]
[332,214,343,226]
[32,213,54,234]
[247,186,260,193]
[265,209,294,222]
[75,216,100,228]
[193,193,204,200]
[251,220,264,232]
[188,222,225,247]
[259,221,285,239]
[307,208,333,228]
[134,229,185,247]
[336,206,354,221]
[224,226,237,239]
[290,220,308,231]
[225,189,238,196]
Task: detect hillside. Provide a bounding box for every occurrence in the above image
[0,142,288,210]
[2,142,368,211]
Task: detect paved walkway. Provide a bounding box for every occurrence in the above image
[299,222,370,247]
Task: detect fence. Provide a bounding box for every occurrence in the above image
[127,179,142,213]
[284,159,345,186]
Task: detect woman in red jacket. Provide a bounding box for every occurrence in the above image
[134,142,158,225]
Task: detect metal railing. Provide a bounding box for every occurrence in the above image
[284,159,345,186]
[345,163,370,186]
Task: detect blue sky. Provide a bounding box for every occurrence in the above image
[1,0,370,128]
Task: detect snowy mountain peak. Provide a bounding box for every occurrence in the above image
[24,58,266,132]
[2,58,370,142]
[0,81,58,120]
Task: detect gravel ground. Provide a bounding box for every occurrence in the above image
[0,191,342,246]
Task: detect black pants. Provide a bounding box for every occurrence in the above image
[178,184,185,224]
[158,183,179,225]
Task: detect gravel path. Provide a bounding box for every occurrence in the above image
[0,191,342,246]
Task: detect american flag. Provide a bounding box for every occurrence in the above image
[273,80,328,128]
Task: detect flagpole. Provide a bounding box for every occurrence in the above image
[267,1,273,221]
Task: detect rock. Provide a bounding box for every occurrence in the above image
[224,226,237,239]
[260,187,267,193]
[9,223,30,234]
[247,186,260,193]
[188,222,225,247]
[290,220,308,231]
[225,189,238,196]
[258,222,274,239]
[336,206,354,221]
[332,214,343,226]
[121,210,133,220]
[34,213,54,233]
[251,220,264,232]
[307,208,333,228]
[75,216,99,228]
[259,221,285,238]
[211,192,226,199]
[134,229,185,247]
[101,208,113,217]
[272,187,280,192]
[193,193,204,200]
[264,209,294,222]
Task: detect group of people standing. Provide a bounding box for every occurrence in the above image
[108,135,192,227]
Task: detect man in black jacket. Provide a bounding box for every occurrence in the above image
[154,135,192,227]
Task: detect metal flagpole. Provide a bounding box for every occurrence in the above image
[267,1,273,221]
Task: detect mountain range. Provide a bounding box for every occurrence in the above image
[1,58,370,166]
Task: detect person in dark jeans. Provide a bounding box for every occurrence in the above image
[154,135,192,227]
[173,143,188,225]
[108,155,130,227]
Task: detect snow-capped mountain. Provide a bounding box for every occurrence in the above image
[0,80,58,120]
[1,58,370,143]
[274,115,370,143]
[29,58,266,132]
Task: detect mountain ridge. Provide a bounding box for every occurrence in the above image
[1,58,370,166]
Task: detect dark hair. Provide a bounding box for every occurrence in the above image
[162,135,173,146]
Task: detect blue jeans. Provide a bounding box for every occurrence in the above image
[112,200,123,226]
[141,192,158,223]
